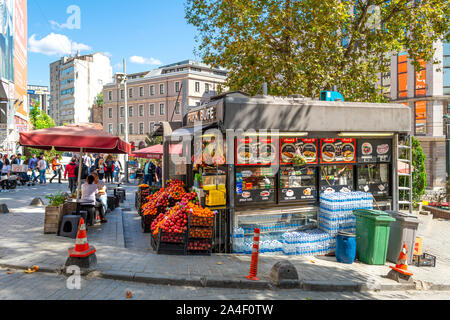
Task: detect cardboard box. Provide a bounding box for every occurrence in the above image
[414,237,423,256]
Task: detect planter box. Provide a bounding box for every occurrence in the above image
[63,201,78,215]
[44,205,64,234]
[423,205,450,220]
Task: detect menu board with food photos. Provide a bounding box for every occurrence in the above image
[280,138,318,165]
[235,137,278,166]
[320,139,356,164]
[357,139,392,163]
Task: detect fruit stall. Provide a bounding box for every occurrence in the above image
[160,92,412,254]
[138,180,215,255]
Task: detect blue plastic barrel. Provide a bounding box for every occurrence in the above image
[336,231,356,264]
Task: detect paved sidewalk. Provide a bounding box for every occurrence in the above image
[0,183,449,292]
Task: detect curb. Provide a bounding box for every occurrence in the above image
[2,262,450,292]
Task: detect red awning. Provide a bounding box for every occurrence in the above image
[131,144,182,159]
[19,123,131,154]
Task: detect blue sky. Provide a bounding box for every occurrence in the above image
[27,0,198,86]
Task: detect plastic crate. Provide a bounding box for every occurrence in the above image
[189,214,214,227]
[187,239,212,256]
[159,231,186,244]
[154,230,187,256]
[141,214,157,233]
[413,253,436,267]
[189,227,213,239]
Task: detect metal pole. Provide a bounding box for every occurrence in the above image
[393,134,399,212]
[123,59,129,184]
[76,148,84,200]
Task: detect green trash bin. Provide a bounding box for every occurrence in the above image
[353,209,396,265]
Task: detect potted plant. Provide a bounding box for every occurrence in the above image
[44,192,68,234]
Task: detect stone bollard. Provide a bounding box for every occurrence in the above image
[269,261,300,289]
[30,198,45,207]
[0,204,9,214]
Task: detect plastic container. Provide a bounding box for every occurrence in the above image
[336,231,356,264]
[386,211,420,264]
[353,209,395,265]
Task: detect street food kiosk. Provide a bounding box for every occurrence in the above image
[162,92,412,253]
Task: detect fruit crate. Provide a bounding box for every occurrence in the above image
[141,214,157,233]
[189,227,213,239]
[189,214,214,228]
[413,253,436,267]
[154,230,187,256]
[187,239,212,256]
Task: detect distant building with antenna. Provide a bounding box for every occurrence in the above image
[49,52,112,126]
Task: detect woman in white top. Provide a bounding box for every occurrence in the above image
[81,175,99,205]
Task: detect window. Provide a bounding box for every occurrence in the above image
[415,101,427,135]
[175,102,181,115]
[129,88,133,98]
[139,123,144,135]
[120,90,124,99]
[150,122,155,133]
[205,83,210,93]
[108,124,113,134]
[139,87,144,97]
[120,107,125,118]
[129,123,134,135]
[61,78,74,86]
[175,82,181,93]
[139,105,144,117]
[150,104,155,116]
[444,41,450,95]
[397,53,408,98]
[108,108,113,119]
[195,82,200,93]
[109,91,112,101]
[160,84,165,95]
[150,85,155,96]
[61,88,74,96]
[415,59,426,97]
[120,123,124,135]
[129,106,134,117]
[160,103,165,115]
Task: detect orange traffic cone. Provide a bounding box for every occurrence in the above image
[68,218,96,258]
[390,243,413,276]
[387,243,413,283]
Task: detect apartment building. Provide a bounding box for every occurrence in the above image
[27,85,50,115]
[102,60,227,148]
[49,52,112,126]
[381,41,450,189]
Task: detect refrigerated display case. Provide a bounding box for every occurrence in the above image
[320,165,354,193]
[235,167,276,205]
[280,166,317,202]
[357,164,390,197]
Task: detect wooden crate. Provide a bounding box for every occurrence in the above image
[63,201,77,215]
[44,205,64,234]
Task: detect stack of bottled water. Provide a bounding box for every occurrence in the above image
[319,192,373,236]
[232,227,245,254]
[281,229,334,256]
[233,229,283,255]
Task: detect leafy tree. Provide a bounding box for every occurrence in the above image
[186,0,450,101]
[95,92,103,107]
[145,133,163,147]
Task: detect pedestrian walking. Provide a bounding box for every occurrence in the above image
[155,161,162,188]
[105,155,115,184]
[144,159,156,186]
[0,157,11,192]
[49,155,62,184]
[64,158,78,194]
[113,158,122,183]
[28,154,39,183]
[95,158,106,180]
[83,154,92,176]
[37,155,47,185]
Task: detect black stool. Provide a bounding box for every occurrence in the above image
[114,188,126,203]
[58,215,81,239]
[107,196,116,211]
[78,203,97,226]
[72,210,88,226]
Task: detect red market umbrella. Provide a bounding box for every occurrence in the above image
[131,144,182,159]
[20,123,131,199]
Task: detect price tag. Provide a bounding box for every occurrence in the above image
[364,185,370,192]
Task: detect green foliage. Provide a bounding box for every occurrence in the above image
[186,0,450,102]
[96,92,104,107]
[45,192,68,207]
[400,136,427,202]
[145,134,163,147]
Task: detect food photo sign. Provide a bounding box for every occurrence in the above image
[235,137,278,166]
[280,138,318,165]
[320,138,356,164]
[357,139,392,163]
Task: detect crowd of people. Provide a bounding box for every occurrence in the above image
[0,152,124,193]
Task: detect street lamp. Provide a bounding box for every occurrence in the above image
[115,59,129,183]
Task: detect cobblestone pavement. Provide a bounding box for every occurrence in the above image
[1,267,450,300]
[0,182,449,295]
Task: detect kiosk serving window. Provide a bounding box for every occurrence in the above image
[236,167,276,205]
[320,165,354,193]
[357,164,390,196]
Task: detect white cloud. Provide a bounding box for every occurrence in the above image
[28,33,92,56]
[104,52,113,58]
[130,56,162,65]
